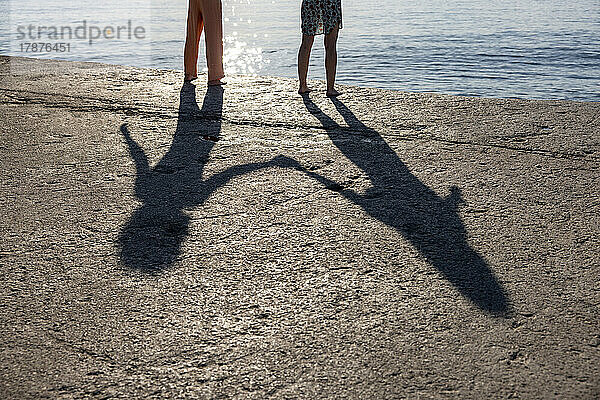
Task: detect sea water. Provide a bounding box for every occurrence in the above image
[1,0,599,100]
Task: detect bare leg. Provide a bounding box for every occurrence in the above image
[184,0,203,81]
[298,34,314,94]
[324,26,340,97]
[202,0,225,85]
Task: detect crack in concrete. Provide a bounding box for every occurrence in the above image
[2,87,598,163]
[0,88,331,132]
[424,135,599,161]
[45,328,119,366]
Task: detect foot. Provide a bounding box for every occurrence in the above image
[298,86,312,95]
[208,79,226,86]
[184,75,197,82]
[326,89,341,97]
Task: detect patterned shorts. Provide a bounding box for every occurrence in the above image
[301,0,342,36]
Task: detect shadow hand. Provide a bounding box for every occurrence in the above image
[446,185,465,209]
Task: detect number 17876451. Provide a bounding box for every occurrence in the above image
[20,43,71,52]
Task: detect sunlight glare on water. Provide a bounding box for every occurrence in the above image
[220,1,268,75]
[2,0,599,100]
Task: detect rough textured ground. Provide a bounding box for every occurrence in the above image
[1,56,599,399]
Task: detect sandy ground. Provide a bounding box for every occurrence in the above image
[1,56,599,399]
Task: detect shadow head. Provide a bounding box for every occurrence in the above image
[118,206,191,273]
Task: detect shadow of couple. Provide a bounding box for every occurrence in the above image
[119,83,509,315]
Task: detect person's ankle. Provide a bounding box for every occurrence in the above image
[208,78,226,86]
[299,83,310,94]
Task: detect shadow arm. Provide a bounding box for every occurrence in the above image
[203,155,363,205]
[203,162,269,189]
[202,155,298,191]
[301,169,363,205]
[120,124,149,176]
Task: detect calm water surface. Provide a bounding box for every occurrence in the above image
[1,0,599,100]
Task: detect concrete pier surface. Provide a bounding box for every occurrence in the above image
[1,56,599,398]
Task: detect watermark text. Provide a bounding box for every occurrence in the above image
[15,20,146,45]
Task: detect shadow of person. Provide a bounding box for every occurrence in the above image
[301,95,510,316]
[118,83,293,272]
